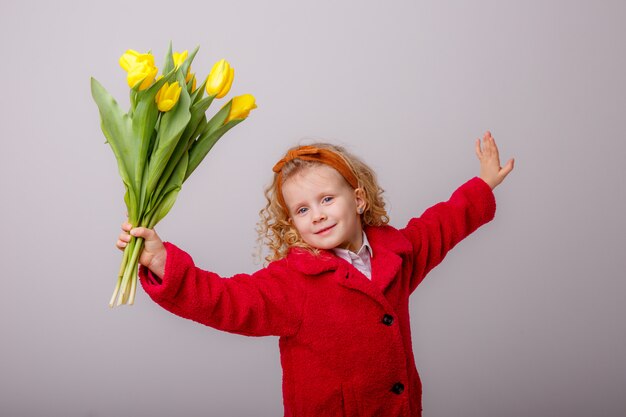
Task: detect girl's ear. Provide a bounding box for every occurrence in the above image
[354,188,367,213]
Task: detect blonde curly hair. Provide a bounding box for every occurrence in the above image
[256,142,389,263]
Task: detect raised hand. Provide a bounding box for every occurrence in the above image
[475,131,514,190]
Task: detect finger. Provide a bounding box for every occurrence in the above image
[129,227,142,238]
[486,136,500,160]
[116,239,127,250]
[130,227,153,239]
[475,138,483,159]
[122,222,132,232]
[499,158,515,179]
[481,136,493,157]
[491,136,501,159]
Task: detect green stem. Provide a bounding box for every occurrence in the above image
[115,236,136,306]
[109,275,122,308]
[128,261,139,305]
[128,239,144,305]
[117,236,144,306]
[109,242,131,307]
[129,90,137,116]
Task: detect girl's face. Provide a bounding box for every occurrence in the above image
[282,164,366,251]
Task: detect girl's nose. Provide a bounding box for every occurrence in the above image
[313,210,327,223]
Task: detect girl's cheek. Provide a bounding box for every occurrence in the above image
[293,222,307,235]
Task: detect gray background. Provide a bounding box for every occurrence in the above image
[1,0,624,416]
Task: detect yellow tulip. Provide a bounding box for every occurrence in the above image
[206,59,234,99]
[155,81,183,112]
[224,94,257,123]
[119,50,155,72]
[127,60,158,90]
[172,51,188,69]
[119,50,140,71]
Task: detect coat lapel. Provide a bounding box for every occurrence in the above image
[285,247,340,275]
[366,225,412,292]
[285,225,413,305]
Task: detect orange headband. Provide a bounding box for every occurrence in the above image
[272,145,359,212]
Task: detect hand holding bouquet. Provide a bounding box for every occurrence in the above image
[91,44,256,307]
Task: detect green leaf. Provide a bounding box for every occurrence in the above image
[144,70,192,199]
[162,41,175,76]
[131,74,176,210]
[179,46,200,81]
[204,99,232,136]
[146,122,191,213]
[145,151,189,228]
[146,186,182,228]
[91,77,141,222]
[123,182,140,227]
[184,96,214,142]
[144,92,210,211]
[186,75,195,94]
[131,86,159,205]
[185,118,243,181]
[192,76,208,105]
[190,115,208,144]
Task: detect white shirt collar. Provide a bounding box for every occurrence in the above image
[332,231,373,279]
[332,231,374,259]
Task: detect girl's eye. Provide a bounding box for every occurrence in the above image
[322,196,333,203]
[297,207,308,215]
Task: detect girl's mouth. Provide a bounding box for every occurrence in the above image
[315,224,336,234]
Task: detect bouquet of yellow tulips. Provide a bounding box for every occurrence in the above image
[91,44,256,307]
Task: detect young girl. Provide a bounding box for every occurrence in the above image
[116,131,514,417]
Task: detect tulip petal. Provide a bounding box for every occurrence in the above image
[173,50,188,69]
[206,59,232,97]
[216,67,234,99]
[225,94,257,123]
[119,49,141,71]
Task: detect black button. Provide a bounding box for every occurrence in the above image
[391,382,404,395]
[382,314,394,326]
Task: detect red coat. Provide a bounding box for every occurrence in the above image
[139,177,496,416]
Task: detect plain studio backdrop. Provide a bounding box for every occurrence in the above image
[1,0,624,416]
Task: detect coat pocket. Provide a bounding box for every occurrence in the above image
[341,383,361,417]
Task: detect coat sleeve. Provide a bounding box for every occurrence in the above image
[400,177,497,293]
[138,243,305,337]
